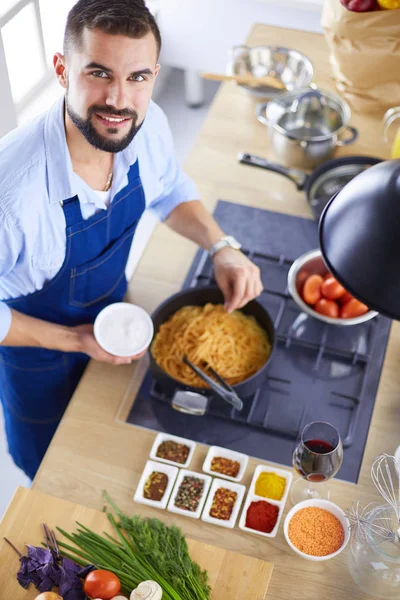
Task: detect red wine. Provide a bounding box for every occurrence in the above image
[304,439,335,454]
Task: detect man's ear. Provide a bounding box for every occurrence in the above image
[154,63,161,79]
[53,53,68,89]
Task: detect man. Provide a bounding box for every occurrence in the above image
[0,0,263,480]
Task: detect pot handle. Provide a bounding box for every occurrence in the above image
[336,126,358,147]
[237,152,308,190]
[256,102,270,126]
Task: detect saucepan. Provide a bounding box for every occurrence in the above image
[257,88,359,169]
[149,286,275,413]
[238,153,382,220]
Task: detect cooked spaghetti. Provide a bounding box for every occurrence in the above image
[151,303,271,388]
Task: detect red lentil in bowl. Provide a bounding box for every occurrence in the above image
[284,499,350,561]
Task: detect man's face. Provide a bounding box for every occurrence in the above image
[59,28,159,152]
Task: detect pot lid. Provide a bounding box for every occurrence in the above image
[319,160,400,320]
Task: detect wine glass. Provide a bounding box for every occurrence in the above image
[290,421,343,505]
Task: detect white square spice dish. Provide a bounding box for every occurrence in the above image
[202,445,248,482]
[201,477,246,529]
[167,469,211,519]
[150,433,196,468]
[134,460,178,510]
[238,492,282,539]
[249,464,292,506]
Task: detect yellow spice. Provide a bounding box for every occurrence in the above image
[255,472,286,501]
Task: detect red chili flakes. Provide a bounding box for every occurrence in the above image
[210,456,240,478]
[174,476,204,511]
[210,487,238,520]
[143,472,168,501]
[156,440,190,464]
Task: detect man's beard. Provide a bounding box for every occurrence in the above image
[65,94,143,153]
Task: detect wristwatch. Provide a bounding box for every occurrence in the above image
[209,235,242,258]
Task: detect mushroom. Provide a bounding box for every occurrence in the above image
[130,580,163,600]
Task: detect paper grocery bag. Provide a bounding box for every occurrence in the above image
[321,0,400,115]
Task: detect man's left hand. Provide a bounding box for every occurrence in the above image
[213,248,263,312]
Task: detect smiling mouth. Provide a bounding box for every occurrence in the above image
[95,113,132,128]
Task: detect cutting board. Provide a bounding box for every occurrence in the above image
[0,488,274,600]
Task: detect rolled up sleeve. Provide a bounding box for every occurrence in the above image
[145,104,200,221]
[0,207,21,342]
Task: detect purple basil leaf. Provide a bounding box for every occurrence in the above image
[43,562,62,585]
[77,564,95,578]
[38,573,54,592]
[26,545,53,565]
[63,579,86,600]
[17,557,31,589]
[59,566,77,595]
[62,557,82,574]
[29,570,43,590]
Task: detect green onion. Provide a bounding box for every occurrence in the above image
[54,491,210,600]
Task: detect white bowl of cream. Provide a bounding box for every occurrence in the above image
[94,302,154,357]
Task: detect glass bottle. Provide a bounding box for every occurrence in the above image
[383,107,400,159]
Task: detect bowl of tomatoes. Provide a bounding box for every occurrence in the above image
[287,249,378,326]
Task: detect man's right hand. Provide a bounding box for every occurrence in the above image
[72,323,148,365]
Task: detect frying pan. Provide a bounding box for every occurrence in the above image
[149,286,275,404]
[238,153,382,220]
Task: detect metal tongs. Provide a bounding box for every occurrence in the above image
[183,356,243,412]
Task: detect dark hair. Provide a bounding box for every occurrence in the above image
[64,0,161,58]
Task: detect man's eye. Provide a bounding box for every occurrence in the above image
[92,70,108,78]
[131,74,145,82]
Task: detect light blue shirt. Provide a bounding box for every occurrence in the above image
[0,97,199,342]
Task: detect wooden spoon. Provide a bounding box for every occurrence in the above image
[201,71,285,90]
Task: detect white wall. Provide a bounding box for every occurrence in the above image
[0,34,17,136]
[158,0,323,74]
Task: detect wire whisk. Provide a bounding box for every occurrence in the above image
[347,501,399,545]
[371,453,400,541]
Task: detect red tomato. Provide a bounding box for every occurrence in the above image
[340,299,369,319]
[83,570,121,600]
[321,277,346,300]
[302,274,323,305]
[297,270,310,291]
[338,290,354,305]
[314,298,340,318]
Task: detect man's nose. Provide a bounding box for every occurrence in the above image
[105,80,129,110]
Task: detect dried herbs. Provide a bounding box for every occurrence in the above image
[209,488,237,520]
[144,472,168,501]
[210,456,240,478]
[156,440,190,464]
[174,476,205,512]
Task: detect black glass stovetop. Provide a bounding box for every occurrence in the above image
[125,201,392,483]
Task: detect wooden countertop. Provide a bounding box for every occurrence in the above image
[4,23,399,600]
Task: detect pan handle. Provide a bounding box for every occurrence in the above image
[336,126,358,147]
[183,356,243,412]
[237,152,308,190]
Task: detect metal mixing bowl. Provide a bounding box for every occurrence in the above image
[287,249,378,326]
[227,45,314,99]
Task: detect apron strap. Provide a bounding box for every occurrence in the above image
[61,195,83,228]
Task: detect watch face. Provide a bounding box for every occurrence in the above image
[226,236,241,250]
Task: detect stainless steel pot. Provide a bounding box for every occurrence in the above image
[257,88,358,169]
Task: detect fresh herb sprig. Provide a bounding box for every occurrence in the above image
[55,491,210,600]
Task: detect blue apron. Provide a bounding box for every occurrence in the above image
[0,160,145,480]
